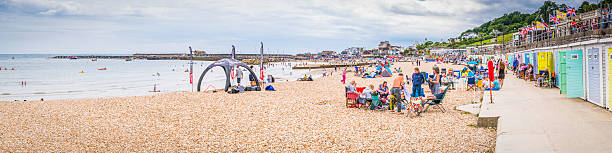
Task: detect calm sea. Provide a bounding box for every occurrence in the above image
[0,54,320,101]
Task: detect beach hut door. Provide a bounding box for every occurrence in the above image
[587,48,602,106]
[533,52,538,77]
[566,50,584,98]
[559,51,567,94]
[609,48,612,109]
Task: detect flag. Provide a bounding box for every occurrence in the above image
[566,7,576,16]
[539,16,549,30]
[231,45,236,59]
[561,12,567,20]
[527,26,533,32]
[259,42,264,81]
[556,10,564,21]
[549,14,555,23]
[189,46,193,85]
[542,21,549,29]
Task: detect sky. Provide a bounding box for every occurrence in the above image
[0,0,594,54]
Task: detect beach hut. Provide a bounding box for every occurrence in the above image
[566,50,584,98]
[538,51,554,72]
[558,51,568,94]
[554,51,559,87]
[586,47,603,106]
[608,48,612,110]
[524,53,530,64]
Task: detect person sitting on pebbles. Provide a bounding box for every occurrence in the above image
[377,81,389,99]
[346,80,357,93]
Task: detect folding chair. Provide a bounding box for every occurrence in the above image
[424,87,448,113]
[345,92,359,108]
[466,77,477,91]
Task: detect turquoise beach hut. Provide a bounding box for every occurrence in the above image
[566,50,584,98]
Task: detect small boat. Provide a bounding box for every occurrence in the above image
[97,68,107,70]
[79,71,85,73]
[92,58,98,61]
[69,56,78,59]
[125,58,132,61]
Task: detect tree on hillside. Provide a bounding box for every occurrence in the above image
[577,1,598,13]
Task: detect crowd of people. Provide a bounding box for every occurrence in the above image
[509,58,555,87]
[345,65,447,114]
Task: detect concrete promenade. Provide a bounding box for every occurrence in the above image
[486,73,612,153]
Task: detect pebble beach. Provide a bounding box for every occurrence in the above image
[0,62,496,152]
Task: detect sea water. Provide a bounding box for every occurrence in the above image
[0,54,323,101]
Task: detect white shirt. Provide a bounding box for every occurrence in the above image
[361,87,374,99]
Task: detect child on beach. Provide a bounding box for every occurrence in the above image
[411,68,426,100]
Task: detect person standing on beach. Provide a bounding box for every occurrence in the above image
[341,68,347,84]
[498,61,505,88]
[429,68,441,95]
[235,66,243,86]
[392,73,405,114]
[411,68,426,101]
[248,66,257,86]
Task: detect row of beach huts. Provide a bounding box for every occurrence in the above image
[474,38,612,111]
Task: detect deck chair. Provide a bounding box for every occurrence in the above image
[346,92,359,108]
[423,87,448,113]
[466,77,476,91]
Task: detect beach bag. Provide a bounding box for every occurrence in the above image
[265,85,275,91]
[228,87,240,94]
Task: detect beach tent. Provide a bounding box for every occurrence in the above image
[587,47,603,106]
[197,58,261,92]
[381,68,392,77]
[566,50,584,98]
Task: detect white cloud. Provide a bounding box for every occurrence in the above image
[0,0,556,53]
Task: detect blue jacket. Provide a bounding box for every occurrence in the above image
[412,73,425,86]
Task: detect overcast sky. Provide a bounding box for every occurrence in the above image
[0,0,593,54]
